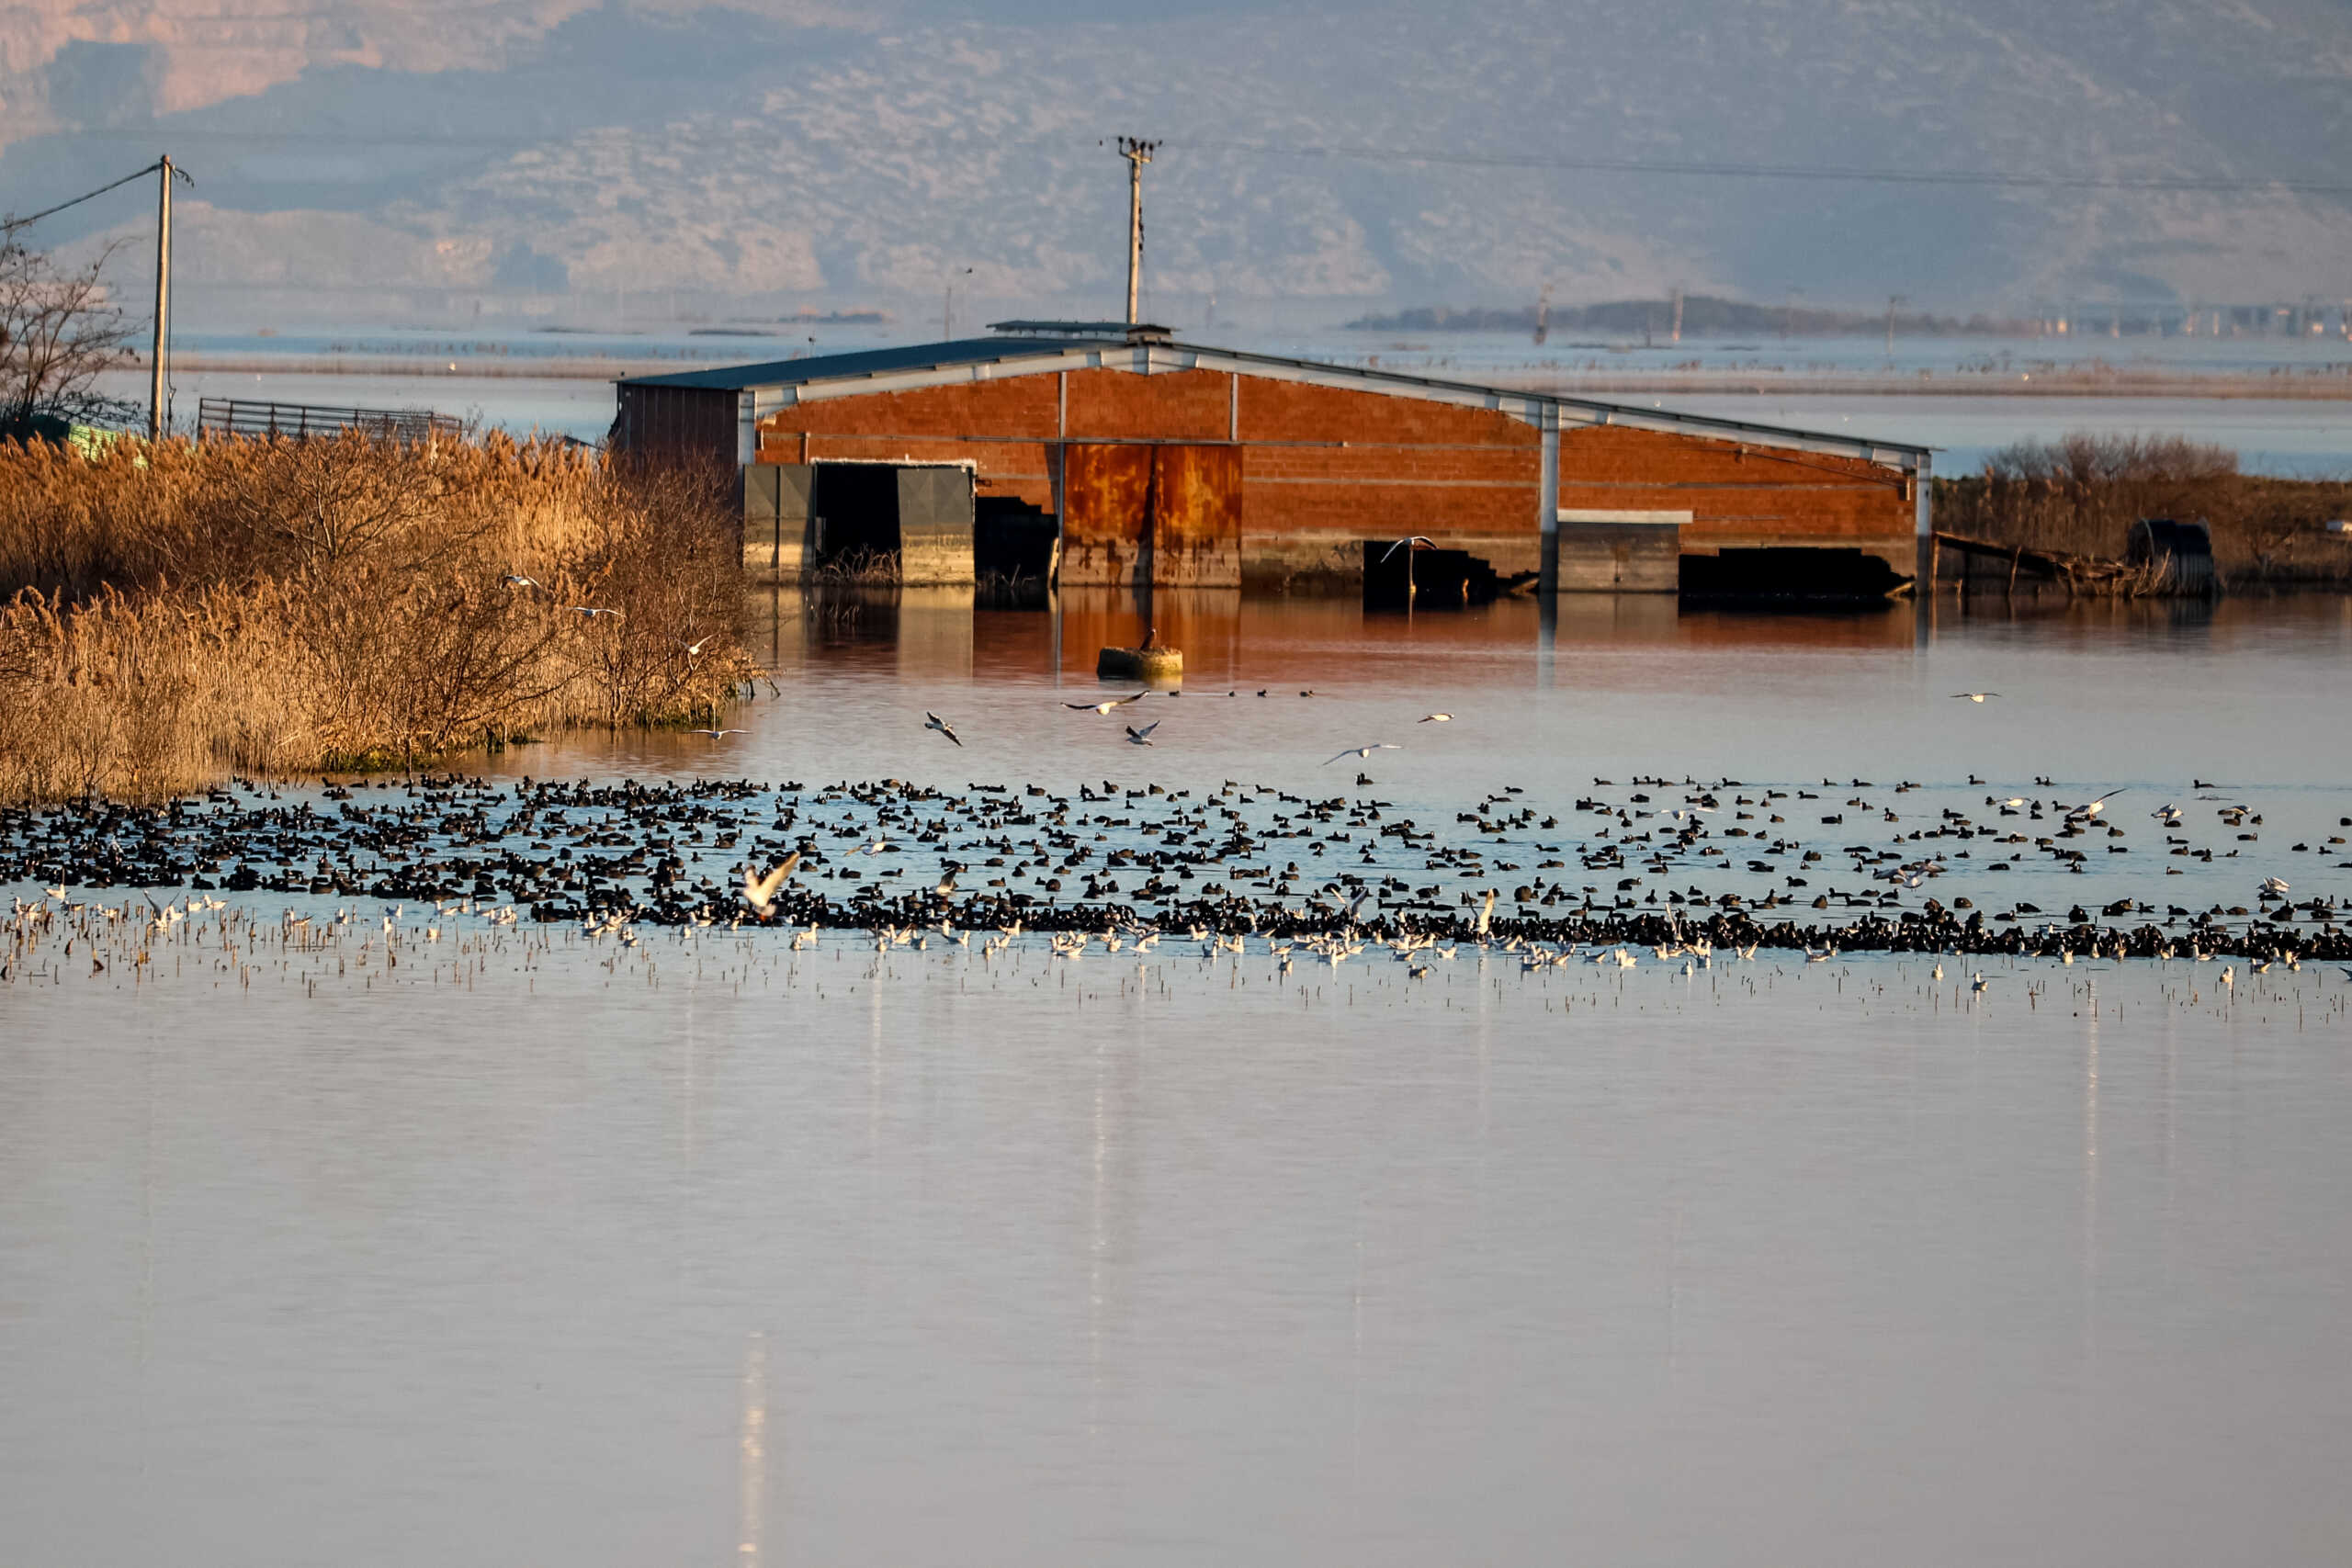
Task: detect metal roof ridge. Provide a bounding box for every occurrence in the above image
[618,333,1933,461]
[1149,337,1935,459]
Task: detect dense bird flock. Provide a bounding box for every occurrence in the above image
[4,757,2347,966]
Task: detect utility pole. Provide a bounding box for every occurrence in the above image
[1115,136,1158,325]
[944,265,971,340]
[150,153,174,441]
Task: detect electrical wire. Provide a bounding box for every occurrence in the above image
[1,160,168,233]
[1165,137,2352,197]
[28,125,2352,198]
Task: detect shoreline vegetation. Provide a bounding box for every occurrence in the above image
[1933,434,2352,589]
[0,433,754,802]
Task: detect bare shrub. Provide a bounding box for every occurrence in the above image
[1937,432,2352,588]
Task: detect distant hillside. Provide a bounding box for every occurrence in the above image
[1,0,2347,321]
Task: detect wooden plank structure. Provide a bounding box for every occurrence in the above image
[1928,530,2152,598]
[197,397,462,444]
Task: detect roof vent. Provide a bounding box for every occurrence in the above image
[989,320,1171,344]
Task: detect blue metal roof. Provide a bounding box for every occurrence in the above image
[617,335,1093,391]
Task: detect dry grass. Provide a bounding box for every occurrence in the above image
[1935,434,2352,588]
[0,432,754,800]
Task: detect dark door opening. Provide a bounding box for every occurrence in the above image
[809,463,901,569]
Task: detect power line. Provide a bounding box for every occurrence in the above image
[1166,137,2352,197]
[12,128,2349,201]
[2,159,175,233]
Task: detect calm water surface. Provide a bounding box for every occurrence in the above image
[6,596,2352,1566]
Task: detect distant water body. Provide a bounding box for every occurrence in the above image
[99,324,2352,477]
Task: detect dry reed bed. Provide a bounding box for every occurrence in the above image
[0,433,753,801]
[1934,434,2352,588]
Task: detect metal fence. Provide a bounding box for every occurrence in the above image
[196,398,465,444]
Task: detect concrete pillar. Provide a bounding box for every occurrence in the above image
[1911,452,1934,586]
[1536,405,1561,597]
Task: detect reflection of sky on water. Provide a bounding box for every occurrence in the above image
[6,593,2352,1565]
[7,889,2351,1565]
[1660,393,2352,478]
[442,591,2352,931]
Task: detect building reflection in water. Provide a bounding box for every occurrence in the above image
[747,582,1937,690]
[739,1330,769,1567]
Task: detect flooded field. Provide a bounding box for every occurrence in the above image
[6,593,2352,1564]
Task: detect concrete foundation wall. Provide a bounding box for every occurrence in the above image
[1546,524,1683,592]
[740,463,814,583]
[897,467,975,585]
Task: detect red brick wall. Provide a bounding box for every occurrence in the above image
[751,367,1914,567]
[1557,425,1911,552]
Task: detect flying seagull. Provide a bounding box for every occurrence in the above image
[1951,692,2000,702]
[1380,536,1436,561]
[2075,787,2127,818]
[686,728,746,739]
[924,712,963,747]
[566,604,623,620]
[1323,743,1401,766]
[1125,721,1160,746]
[1417,713,1453,723]
[741,852,801,918]
[1067,692,1148,715]
[499,573,543,590]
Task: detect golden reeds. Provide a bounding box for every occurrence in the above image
[0,431,754,800]
[1935,434,2352,588]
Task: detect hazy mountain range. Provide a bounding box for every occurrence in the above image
[2,0,2347,326]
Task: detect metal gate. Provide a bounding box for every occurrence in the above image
[1057,442,1240,586]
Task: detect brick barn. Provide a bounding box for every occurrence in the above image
[612,321,1931,594]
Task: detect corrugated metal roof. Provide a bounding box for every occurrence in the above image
[615,334,1934,461]
[618,335,1091,391]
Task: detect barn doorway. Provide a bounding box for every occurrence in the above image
[798,461,974,583]
[808,462,902,570]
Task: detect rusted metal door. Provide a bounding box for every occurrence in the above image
[1148,444,1241,585]
[1057,443,1240,586]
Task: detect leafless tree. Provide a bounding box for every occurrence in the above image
[0,236,136,436]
